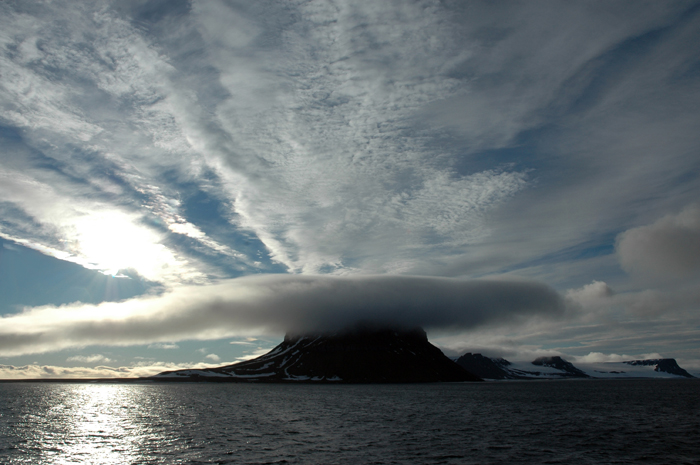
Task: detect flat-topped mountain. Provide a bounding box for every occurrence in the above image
[154,327,482,383]
[456,353,695,380]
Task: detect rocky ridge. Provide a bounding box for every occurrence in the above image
[455,353,695,380]
[621,359,693,378]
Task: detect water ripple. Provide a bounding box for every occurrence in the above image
[0,380,698,464]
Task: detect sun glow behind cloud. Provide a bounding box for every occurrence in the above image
[72,212,174,278]
[0,206,192,283]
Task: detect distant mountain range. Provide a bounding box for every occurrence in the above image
[455,353,695,380]
[153,327,481,383]
[152,327,694,382]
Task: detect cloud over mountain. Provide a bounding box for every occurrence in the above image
[0,275,564,356]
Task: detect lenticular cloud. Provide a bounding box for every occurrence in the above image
[0,274,565,356]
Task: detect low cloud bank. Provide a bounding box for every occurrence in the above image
[566,278,700,318]
[0,361,227,380]
[0,274,565,356]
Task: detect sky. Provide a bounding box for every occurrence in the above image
[1,0,699,379]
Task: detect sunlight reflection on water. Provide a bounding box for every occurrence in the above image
[1,381,699,464]
[60,385,141,464]
[4,384,152,465]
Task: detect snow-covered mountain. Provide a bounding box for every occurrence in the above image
[455,353,695,380]
[455,354,590,379]
[581,359,694,379]
[154,327,482,383]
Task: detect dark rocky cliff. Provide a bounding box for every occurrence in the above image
[154,327,482,383]
[531,356,590,378]
[455,353,522,379]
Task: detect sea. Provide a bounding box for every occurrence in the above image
[0,379,698,464]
